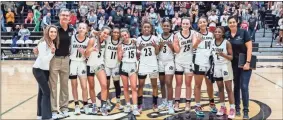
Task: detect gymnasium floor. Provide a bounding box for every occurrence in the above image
[1,60,282,119]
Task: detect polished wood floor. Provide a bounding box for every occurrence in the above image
[1,60,282,119]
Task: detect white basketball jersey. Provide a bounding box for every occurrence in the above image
[175,30,195,64]
[70,34,89,61]
[193,31,214,67]
[212,39,229,65]
[158,33,174,61]
[122,40,137,63]
[136,35,159,67]
[87,36,107,66]
[104,37,120,68]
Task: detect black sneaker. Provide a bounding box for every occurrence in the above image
[243,111,249,119]
[236,110,241,116]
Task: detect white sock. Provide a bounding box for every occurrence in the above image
[117,98,120,103]
[168,100,173,106]
[163,98,167,102]
[133,104,137,109]
[230,104,235,109]
[127,102,131,106]
[221,102,225,107]
[196,103,201,107]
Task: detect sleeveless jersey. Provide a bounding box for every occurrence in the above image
[193,31,214,67]
[158,33,174,61]
[70,34,89,61]
[87,36,107,66]
[136,35,159,67]
[175,30,195,64]
[122,40,137,63]
[104,37,120,68]
[211,39,229,65]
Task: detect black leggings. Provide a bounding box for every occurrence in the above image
[33,68,52,119]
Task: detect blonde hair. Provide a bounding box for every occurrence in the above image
[42,25,60,48]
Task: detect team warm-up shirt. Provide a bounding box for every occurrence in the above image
[104,37,120,68]
[136,35,159,67]
[70,34,89,61]
[158,33,174,61]
[193,31,214,67]
[87,36,107,66]
[211,39,229,65]
[121,40,137,63]
[175,30,195,64]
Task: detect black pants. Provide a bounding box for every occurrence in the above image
[33,68,52,119]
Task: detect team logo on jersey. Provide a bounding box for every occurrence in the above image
[169,66,174,70]
[223,71,228,76]
[82,70,86,74]
[66,84,271,119]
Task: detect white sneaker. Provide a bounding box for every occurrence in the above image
[132,106,140,116]
[36,116,42,119]
[168,106,175,114]
[124,105,131,113]
[115,103,124,110]
[174,102,180,111]
[106,103,112,111]
[158,101,168,111]
[100,105,109,116]
[276,43,280,46]
[61,110,69,117]
[185,102,191,111]
[74,105,81,115]
[52,112,63,119]
[90,105,98,114]
[84,105,89,114]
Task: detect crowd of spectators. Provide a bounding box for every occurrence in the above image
[1,1,283,42]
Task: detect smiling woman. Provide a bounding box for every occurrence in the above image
[226,16,253,119]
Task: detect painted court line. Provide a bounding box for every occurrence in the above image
[0,94,37,116]
[254,73,283,88]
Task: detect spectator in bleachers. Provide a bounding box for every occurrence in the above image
[98,16,105,30]
[165,2,174,18]
[123,8,133,29]
[149,8,158,27]
[87,10,97,30]
[240,20,249,31]
[130,10,141,37]
[25,9,34,24]
[42,2,51,16]
[208,10,218,32]
[113,10,123,28]
[97,9,109,21]
[0,9,7,32]
[158,2,166,18]
[18,24,31,40]
[190,4,199,30]
[54,2,61,16]
[277,14,283,46]
[79,2,89,18]
[15,2,25,23]
[172,12,181,31]
[2,2,15,13]
[41,12,51,29]
[5,8,15,32]
[220,11,229,27]
[70,10,77,28]
[248,12,258,41]
[106,16,114,29]
[33,6,41,32]
[80,16,89,27]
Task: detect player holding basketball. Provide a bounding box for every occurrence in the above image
[173,17,195,112]
[157,19,175,114]
[85,26,111,116]
[212,27,235,119]
[117,29,140,115]
[192,17,217,116]
[104,28,123,110]
[69,23,90,115]
[137,22,160,112]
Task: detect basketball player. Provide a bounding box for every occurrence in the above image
[157,19,175,114]
[117,29,140,115]
[137,22,160,112]
[85,26,111,116]
[192,17,217,116]
[104,28,123,110]
[69,23,90,115]
[173,17,195,111]
[212,27,235,119]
